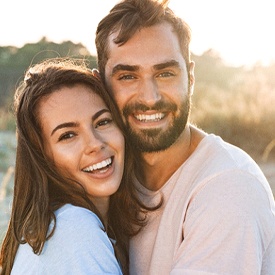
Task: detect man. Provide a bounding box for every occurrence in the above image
[95,0,275,274]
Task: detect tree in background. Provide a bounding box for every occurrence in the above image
[0,41,274,160]
[0,37,97,108]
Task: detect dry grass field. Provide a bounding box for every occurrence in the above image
[259,162,275,195]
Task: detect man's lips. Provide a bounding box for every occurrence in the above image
[134,112,165,122]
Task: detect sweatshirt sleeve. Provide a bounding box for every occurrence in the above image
[171,170,275,275]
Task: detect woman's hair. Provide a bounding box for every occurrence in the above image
[0,58,152,275]
[95,0,192,84]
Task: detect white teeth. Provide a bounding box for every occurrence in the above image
[83,158,112,172]
[135,113,164,122]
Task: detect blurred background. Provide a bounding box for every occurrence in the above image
[1,0,275,243]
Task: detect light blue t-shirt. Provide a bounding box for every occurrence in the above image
[11,204,123,274]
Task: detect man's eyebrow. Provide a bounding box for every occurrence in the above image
[153,60,181,70]
[111,60,181,76]
[50,109,110,136]
[111,64,139,75]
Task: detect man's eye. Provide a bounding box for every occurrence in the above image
[96,118,113,128]
[58,132,75,141]
[158,71,175,78]
[118,74,135,80]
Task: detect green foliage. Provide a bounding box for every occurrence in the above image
[0,132,16,172]
[0,109,15,132]
[0,37,97,107]
[1,41,275,160]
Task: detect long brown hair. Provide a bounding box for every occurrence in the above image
[95,0,192,84]
[0,58,152,274]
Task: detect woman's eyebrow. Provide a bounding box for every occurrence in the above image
[50,109,110,136]
[92,109,110,121]
[51,122,79,136]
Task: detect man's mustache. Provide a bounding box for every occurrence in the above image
[122,101,177,116]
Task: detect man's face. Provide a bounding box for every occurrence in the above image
[104,22,194,152]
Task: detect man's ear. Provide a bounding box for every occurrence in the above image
[91,68,101,80]
[189,61,195,95]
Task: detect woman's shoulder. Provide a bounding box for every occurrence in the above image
[46,204,120,272]
[47,204,110,253]
[12,207,121,274]
[55,204,101,221]
[54,204,104,233]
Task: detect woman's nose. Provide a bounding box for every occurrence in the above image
[83,130,105,154]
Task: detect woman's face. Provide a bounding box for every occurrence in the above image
[38,84,125,201]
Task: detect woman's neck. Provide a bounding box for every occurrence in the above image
[90,196,110,228]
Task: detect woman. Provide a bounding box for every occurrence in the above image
[0,58,150,274]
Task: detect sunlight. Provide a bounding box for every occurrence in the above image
[170,0,275,66]
[1,0,275,66]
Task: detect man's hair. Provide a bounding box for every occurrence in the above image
[95,0,192,83]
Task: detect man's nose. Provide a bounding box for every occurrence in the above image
[137,79,161,105]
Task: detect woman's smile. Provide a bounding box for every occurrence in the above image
[39,84,125,201]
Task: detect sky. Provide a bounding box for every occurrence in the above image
[1,0,275,67]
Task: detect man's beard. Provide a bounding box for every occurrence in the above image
[122,96,191,153]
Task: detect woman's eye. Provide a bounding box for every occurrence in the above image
[58,132,75,141]
[96,118,113,128]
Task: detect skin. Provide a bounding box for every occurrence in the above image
[38,84,125,223]
[104,22,206,190]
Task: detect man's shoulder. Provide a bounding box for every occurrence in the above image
[178,133,271,199]
[191,133,258,171]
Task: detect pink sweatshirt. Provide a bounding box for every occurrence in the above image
[130,134,275,275]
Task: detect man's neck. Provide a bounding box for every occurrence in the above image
[135,125,206,191]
